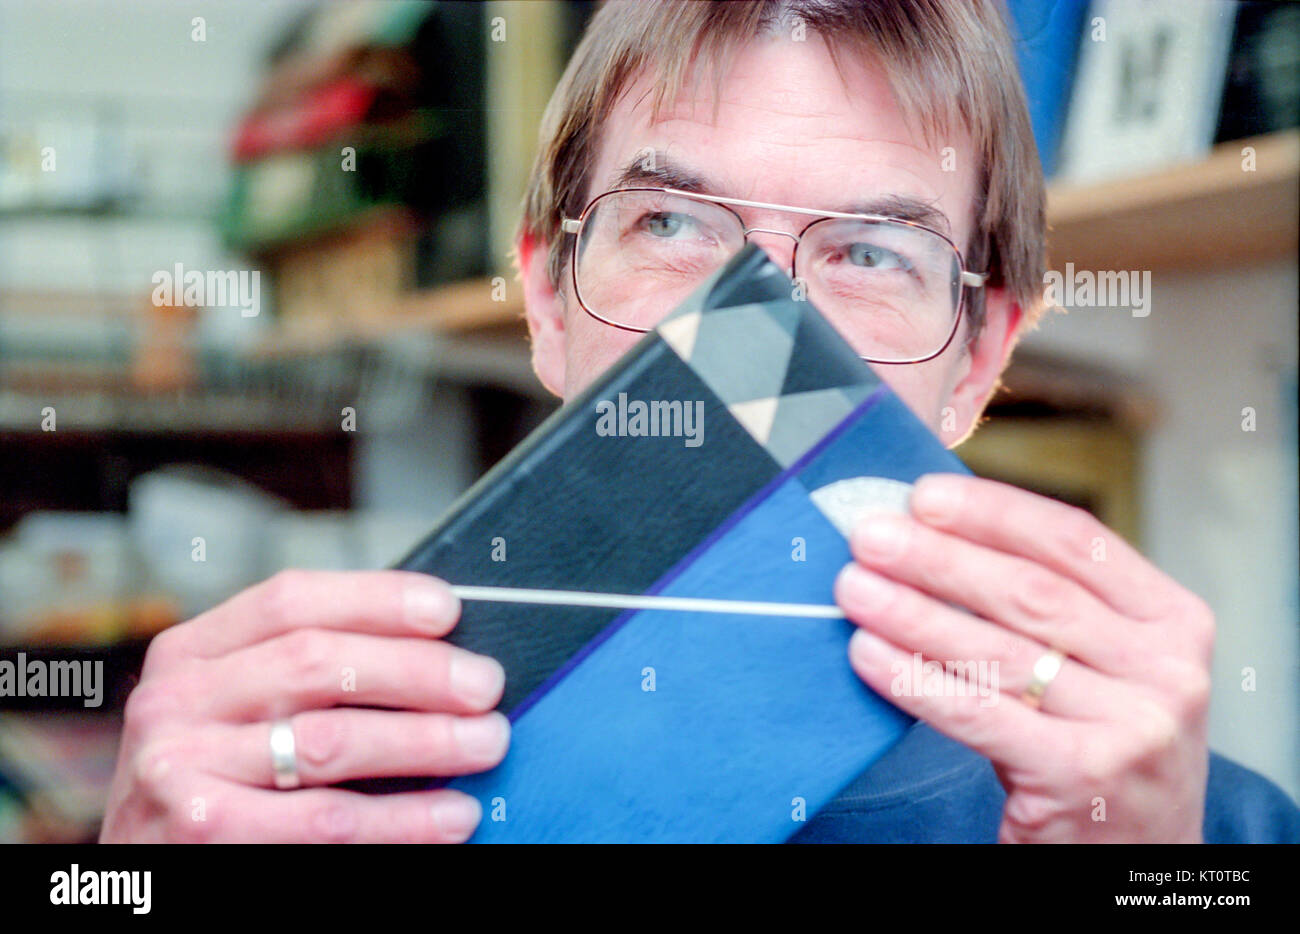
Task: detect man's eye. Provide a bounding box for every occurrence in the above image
[845,242,908,270]
[639,211,695,239]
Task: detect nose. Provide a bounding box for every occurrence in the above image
[742,227,798,277]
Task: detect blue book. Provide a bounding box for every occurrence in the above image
[1005,0,1090,178]
[394,244,970,842]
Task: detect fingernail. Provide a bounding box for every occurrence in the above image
[432,795,481,839]
[837,564,895,612]
[850,628,890,663]
[404,581,460,631]
[855,516,909,560]
[911,474,964,524]
[453,712,510,759]
[450,653,506,708]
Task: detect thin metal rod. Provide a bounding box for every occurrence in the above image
[450,584,847,619]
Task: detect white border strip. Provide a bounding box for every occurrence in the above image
[450,585,847,619]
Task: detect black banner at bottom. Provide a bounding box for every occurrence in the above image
[5,843,1290,921]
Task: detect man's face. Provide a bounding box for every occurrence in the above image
[522,35,1021,446]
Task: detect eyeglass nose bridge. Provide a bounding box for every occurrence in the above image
[741,226,798,242]
[740,226,800,275]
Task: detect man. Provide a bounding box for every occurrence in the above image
[101,0,1299,843]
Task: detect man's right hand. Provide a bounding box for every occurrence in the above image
[99,570,508,843]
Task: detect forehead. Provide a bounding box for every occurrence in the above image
[586,36,978,242]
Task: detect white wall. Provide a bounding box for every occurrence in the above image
[1022,259,1299,800]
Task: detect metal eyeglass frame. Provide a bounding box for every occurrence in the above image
[560,186,990,365]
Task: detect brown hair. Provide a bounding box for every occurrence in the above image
[519,0,1046,331]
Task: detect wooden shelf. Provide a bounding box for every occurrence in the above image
[1046,130,1299,273]
[0,388,354,434]
[250,276,525,357]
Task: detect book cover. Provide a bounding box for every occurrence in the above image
[392,244,969,842]
[1005,0,1090,178]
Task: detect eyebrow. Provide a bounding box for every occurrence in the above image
[608,153,954,236]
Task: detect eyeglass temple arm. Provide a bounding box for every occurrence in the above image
[562,218,990,287]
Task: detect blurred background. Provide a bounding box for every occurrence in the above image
[0,0,1294,842]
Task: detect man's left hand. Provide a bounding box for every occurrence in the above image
[836,473,1212,843]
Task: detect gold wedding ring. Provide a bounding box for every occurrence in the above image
[1021,648,1067,710]
[269,718,300,790]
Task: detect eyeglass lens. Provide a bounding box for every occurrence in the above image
[574,189,963,362]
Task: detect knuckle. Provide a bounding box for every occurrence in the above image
[1010,568,1067,623]
[258,569,312,629]
[1170,664,1212,721]
[1003,639,1040,682]
[427,714,459,755]
[1003,792,1068,835]
[294,714,348,770]
[132,738,181,799]
[397,645,444,699]
[1149,656,1212,720]
[278,628,336,687]
[309,800,360,844]
[1092,701,1183,791]
[1101,634,1144,675]
[1132,699,1182,756]
[1071,730,1120,789]
[122,680,179,737]
[1050,505,1100,564]
[943,697,992,743]
[1183,594,1216,645]
[141,625,187,673]
[1181,590,1212,620]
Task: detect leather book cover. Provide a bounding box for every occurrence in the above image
[389,243,970,842]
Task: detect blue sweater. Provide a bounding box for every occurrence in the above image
[792,722,1300,843]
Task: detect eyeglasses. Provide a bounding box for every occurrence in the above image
[561,187,989,364]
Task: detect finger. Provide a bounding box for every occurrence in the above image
[846,513,1142,677]
[846,625,1069,773]
[908,474,1177,621]
[193,786,485,843]
[157,570,461,661]
[207,711,510,788]
[200,630,505,721]
[836,564,1126,721]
